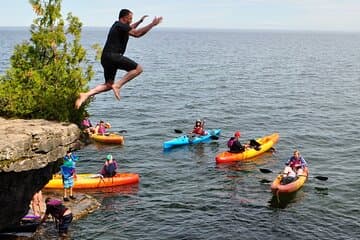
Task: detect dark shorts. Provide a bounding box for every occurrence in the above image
[59,213,73,234]
[101,52,138,83]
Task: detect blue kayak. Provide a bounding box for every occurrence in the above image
[163,129,221,149]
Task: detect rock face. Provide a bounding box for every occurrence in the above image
[0,118,81,231]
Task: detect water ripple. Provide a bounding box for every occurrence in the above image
[2,28,360,239]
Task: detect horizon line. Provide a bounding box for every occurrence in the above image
[0,26,359,34]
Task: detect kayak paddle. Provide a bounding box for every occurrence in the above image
[259,168,273,173]
[174,129,219,139]
[259,168,328,181]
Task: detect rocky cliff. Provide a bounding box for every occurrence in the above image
[0,118,81,231]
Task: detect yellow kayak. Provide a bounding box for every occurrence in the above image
[44,173,139,189]
[90,133,124,145]
[215,133,279,163]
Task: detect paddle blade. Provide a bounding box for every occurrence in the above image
[174,129,183,133]
[260,179,271,184]
[315,176,328,181]
[269,147,276,153]
[210,135,219,140]
[259,168,273,173]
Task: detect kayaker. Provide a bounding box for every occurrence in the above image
[62,151,78,201]
[75,9,163,109]
[94,120,107,135]
[81,114,95,134]
[100,154,118,177]
[192,119,206,136]
[227,131,246,153]
[94,120,112,135]
[227,131,261,153]
[40,197,73,237]
[281,150,308,184]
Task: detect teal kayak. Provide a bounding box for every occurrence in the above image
[163,129,221,149]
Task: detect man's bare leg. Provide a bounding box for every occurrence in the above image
[75,83,113,109]
[112,65,143,100]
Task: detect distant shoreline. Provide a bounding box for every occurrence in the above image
[0,26,360,34]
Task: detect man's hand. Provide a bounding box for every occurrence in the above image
[151,16,163,26]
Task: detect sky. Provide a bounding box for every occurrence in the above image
[1,0,360,31]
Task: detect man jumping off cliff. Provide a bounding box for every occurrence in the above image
[75,9,163,109]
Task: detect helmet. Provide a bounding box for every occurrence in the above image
[195,119,202,127]
[106,154,113,161]
[234,131,241,137]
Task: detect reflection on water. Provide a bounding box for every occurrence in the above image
[91,142,125,151]
[0,233,34,240]
[79,183,140,196]
[215,151,277,173]
[268,190,306,209]
[314,186,329,195]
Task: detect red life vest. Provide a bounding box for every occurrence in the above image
[192,127,205,135]
[289,158,302,169]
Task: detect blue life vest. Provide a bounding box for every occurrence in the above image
[104,162,116,177]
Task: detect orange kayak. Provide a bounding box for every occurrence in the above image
[90,133,124,145]
[215,133,279,163]
[44,173,139,189]
[271,167,309,194]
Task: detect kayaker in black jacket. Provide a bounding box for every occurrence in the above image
[227,131,246,153]
[227,131,261,153]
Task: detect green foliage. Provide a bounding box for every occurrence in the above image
[0,0,93,123]
[91,43,103,61]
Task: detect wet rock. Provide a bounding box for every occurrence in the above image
[0,118,81,172]
[41,191,101,221]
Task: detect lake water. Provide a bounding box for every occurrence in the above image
[1,27,360,239]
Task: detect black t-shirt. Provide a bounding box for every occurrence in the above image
[45,201,67,220]
[103,21,132,54]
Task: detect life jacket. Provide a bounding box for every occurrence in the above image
[61,165,75,179]
[81,119,91,128]
[227,137,236,148]
[192,127,205,135]
[104,162,117,177]
[97,125,106,134]
[289,157,302,169]
[46,199,67,220]
[228,137,245,153]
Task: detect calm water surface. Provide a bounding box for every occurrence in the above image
[1,28,360,239]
